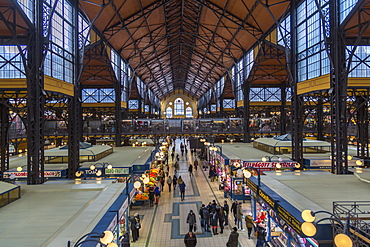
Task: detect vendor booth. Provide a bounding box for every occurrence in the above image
[247,177,319,247]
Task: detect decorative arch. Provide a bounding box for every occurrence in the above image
[160,91,198,118]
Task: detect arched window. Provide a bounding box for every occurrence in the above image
[166,107,173,118]
[185,107,192,118]
[174,98,184,115]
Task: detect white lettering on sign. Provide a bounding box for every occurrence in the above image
[3,171,62,178]
[243,161,297,170]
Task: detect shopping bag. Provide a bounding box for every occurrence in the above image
[194,223,197,232]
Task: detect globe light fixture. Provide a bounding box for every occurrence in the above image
[301,210,353,247]
[276,163,282,169]
[356,160,363,166]
[301,210,316,222]
[243,169,252,178]
[16,166,23,172]
[96,170,102,177]
[89,165,96,170]
[301,222,316,236]
[134,181,141,189]
[107,164,113,169]
[75,171,83,177]
[347,155,353,161]
[262,157,267,162]
[100,231,114,245]
[334,233,353,247]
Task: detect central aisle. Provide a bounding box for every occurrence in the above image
[130,139,256,247]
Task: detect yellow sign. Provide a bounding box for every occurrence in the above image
[258,188,275,209]
[246,179,257,193]
[277,205,302,234]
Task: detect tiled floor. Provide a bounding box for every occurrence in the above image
[130,140,257,247]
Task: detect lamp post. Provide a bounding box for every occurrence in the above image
[242,166,261,187]
[261,155,283,162]
[301,210,352,247]
[67,231,118,247]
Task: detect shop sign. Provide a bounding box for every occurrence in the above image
[107,214,118,232]
[230,159,241,168]
[258,188,275,209]
[105,168,130,174]
[246,179,258,193]
[276,204,302,235]
[3,171,62,178]
[118,199,129,217]
[243,161,297,170]
[308,159,362,167]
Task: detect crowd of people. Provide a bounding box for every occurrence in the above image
[130,138,268,247]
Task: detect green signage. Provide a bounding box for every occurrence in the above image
[105,168,129,174]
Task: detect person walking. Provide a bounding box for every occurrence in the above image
[218,206,225,234]
[160,177,165,192]
[245,213,254,239]
[186,210,197,232]
[236,202,244,231]
[171,151,175,161]
[223,200,230,226]
[226,227,239,247]
[188,164,193,177]
[165,165,169,177]
[231,200,238,225]
[179,180,186,201]
[167,176,173,192]
[194,159,198,171]
[184,231,197,247]
[173,174,178,189]
[255,224,267,247]
[178,176,183,185]
[154,185,161,205]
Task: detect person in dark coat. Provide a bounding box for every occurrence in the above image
[134,212,141,237]
[184,231,197,247]
[119,233,130,247]
[148,186,155,207]
[202,207,211,232]
[130,216,138,242]
[173,174,178,189]
[231,200,238,225]
[223,200,230,226]
[186,210,197,232]
[226,227,239,247]
[179,181,186,201]
[256,224,267,247]
[210,209,219,235]
[199,204,205,228]
[188,164,193,177]
[218,206,225,234]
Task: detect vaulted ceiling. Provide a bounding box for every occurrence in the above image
[79,0,291,99]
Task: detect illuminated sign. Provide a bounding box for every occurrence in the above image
[246,179,257,193]
[277,205,302,234]
[3,171,62,178]
[258,188,275,209]
[105,168,130,174]
[243,161,297,170]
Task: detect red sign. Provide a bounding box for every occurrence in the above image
[3,171,62,178]
[243,161,297,171]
